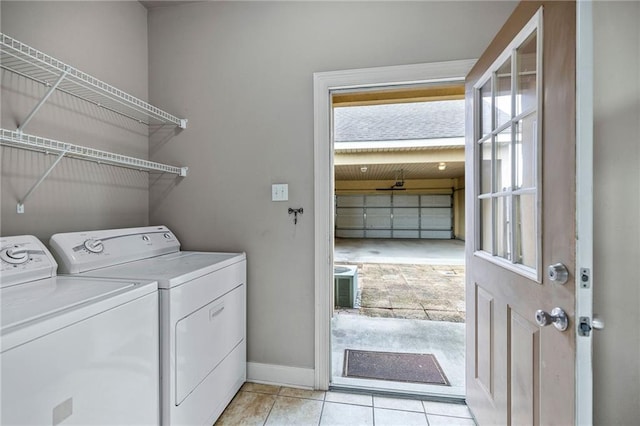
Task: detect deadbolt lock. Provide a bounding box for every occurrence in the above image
[548,263,569,284]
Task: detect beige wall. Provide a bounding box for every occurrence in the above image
[593,2,640,423]
[1,1,150,239]
[147,1,516,370]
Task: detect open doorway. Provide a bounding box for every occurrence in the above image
[313,60,476,396]
[329,85,466,398]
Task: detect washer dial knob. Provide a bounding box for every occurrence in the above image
[1,247,29,264]
[84,239,104,254]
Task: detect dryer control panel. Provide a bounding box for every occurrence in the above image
[50,226,181,274]
[0,235,57,287]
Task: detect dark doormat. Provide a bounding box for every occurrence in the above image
[343,349,450,386]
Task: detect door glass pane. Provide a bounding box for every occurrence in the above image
[495,57,512,129]
[480,140,492,194]
[480,198,492,252]
[515,114,536,189]
[516,31,537,116]
[495,127,512,192]
[479,80,492,138]
[495,196,510,259]
[515,194,536,268]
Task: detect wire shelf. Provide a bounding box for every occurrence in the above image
[0,33,187,128]
[0,129,188,176]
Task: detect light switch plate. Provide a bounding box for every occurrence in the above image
[272,184,288,201]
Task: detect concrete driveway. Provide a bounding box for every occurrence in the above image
[335,238,465,265]
[334,239,466,322]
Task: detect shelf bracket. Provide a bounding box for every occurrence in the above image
[17,68,69,134]
[17,146,69,214]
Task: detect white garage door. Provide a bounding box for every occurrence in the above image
[335,194,453,239]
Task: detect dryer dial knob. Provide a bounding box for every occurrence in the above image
[84,239,104,254]
[0,247,29,264]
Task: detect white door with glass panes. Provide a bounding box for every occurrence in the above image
[465,3,582,425]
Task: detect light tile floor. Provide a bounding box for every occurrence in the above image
[215,383,476,426]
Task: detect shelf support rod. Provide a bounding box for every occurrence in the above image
[17,147,69,214]
[17,68,69,134]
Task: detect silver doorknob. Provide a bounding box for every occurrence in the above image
[535,307,569,331]
[548,263,569,284]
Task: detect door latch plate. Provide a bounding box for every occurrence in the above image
[578,316,592,337]
[579,268,591,288]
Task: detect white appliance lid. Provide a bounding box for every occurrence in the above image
[1,275,157,351]
[79,251,245,289]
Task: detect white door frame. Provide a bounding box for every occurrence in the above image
[576,0,595,423]
[313,59,477,390]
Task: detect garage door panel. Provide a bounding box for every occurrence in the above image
[336,208,364,228]
[366,195,391,207]
[394,195,420,207]
[336,229,365,238]
[421,194,452,207]
[366,208,391,228]
[335,194,453,239]
[394,230,420,239]
[336,195,364,207]
[367,230,392,238]
[421,230,453,239]
[394,208,419,229]
[421,208,452,230]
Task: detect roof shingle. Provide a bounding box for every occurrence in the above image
[334,100,465,142]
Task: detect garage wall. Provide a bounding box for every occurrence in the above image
[147,1,517,374]
[592,2,640,423]
[453,177,465,240]
[0,1,150,240]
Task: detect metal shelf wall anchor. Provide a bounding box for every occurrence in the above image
[17,68,69,134]
[17,146,69,214]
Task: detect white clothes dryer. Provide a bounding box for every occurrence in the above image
[50,226,247,426]
[0,235,159,425]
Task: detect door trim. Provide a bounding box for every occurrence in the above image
[575,0,595,423]
[313,59,476,390]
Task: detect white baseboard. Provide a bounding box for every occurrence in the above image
[247,362,315,389]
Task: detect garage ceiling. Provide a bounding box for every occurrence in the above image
[335,161,465,181]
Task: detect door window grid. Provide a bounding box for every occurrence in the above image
[474,19,541,280]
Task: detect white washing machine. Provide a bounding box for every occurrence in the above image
[50,226,247,426]
[0,235,159,425]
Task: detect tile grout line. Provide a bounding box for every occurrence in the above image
[317,401,324,426]
[260,388,280,426]
[371,403,376,426]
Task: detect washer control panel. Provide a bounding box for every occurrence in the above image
[50,225,181,274]
[0,235,57,287]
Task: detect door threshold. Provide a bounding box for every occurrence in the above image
[329,380,466,404]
